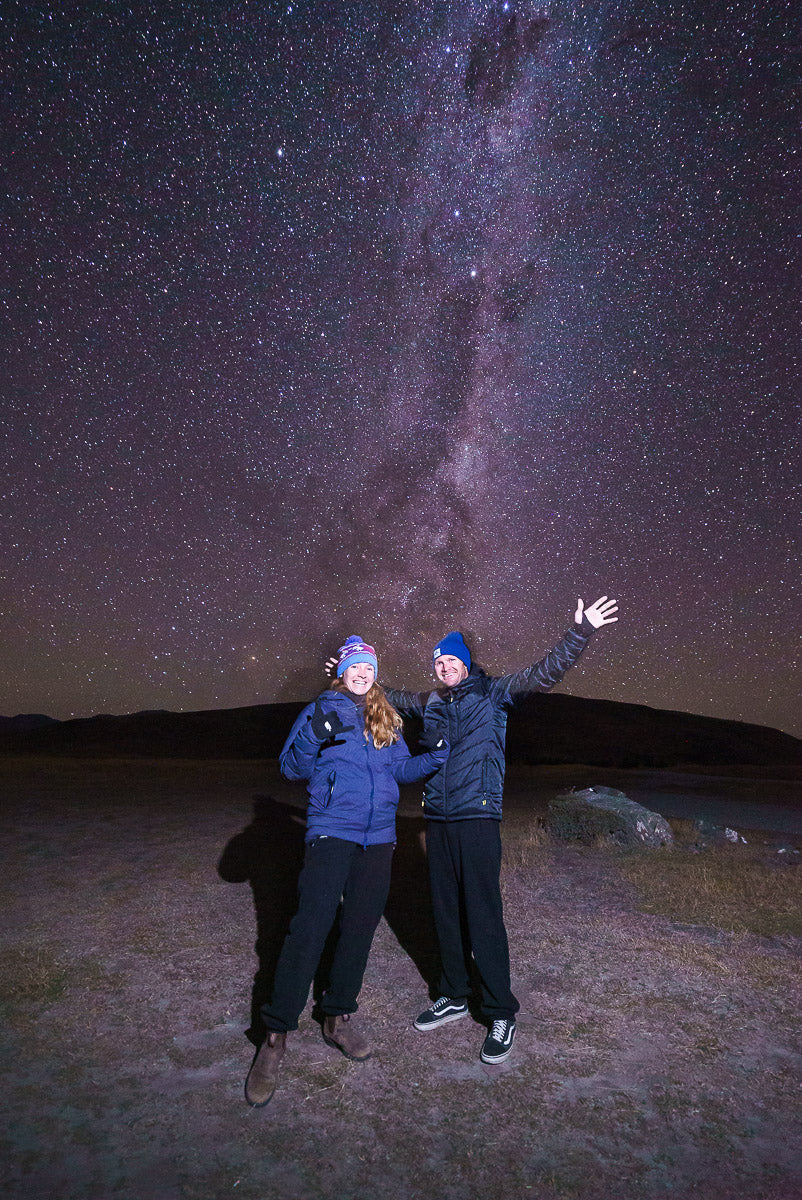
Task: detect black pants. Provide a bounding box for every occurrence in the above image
[262,836,394,1033]
[426,818,519,1020]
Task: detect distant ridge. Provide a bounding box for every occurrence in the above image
[0,713,60,733]
[1,695,800,769]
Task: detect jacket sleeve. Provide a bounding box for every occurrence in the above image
[383,687,426,718]
[278,702,322,781]
[489,623,595,706]
[387,735,449,784]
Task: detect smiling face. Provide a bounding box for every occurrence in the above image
[434,654,468,687]
[341,662,376,695]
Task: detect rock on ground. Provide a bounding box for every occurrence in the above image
[549,786,674,847]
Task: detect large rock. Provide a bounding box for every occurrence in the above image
[548,787,674,847]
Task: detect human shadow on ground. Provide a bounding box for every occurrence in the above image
[218,795,444,1043]
[218,795,318,1045]
[384,812,442,997]
[388,812,485,1016]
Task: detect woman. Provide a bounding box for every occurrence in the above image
[245,635,448,1107]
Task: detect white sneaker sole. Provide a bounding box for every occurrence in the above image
[481,1027,516,1063]
[480,1043,514,1064]
[413,1008,469,1032]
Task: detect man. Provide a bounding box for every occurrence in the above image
[381,595,619,1064]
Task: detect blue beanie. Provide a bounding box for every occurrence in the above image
[432,631,471,671]
[336,635,378,678]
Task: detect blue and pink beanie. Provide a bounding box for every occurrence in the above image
[432,631,471,671]
[336,635,378,678]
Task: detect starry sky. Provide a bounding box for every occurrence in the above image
[1,0,800,737]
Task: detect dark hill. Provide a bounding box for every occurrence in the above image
[0,703,303,761]
[506,694,802,769]
[0,713,60,733]
[1,695,800,768]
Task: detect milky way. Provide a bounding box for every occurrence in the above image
[1,1,799,735]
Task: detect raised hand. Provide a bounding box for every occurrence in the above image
[575,595,619,629]
[323,656,338,678]
[309,699,354,740]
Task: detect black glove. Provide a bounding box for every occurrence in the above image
[310,699,354,741]
[419,728,447,752]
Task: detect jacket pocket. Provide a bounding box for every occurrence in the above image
[481,757,501,796]
[310,772,335,809]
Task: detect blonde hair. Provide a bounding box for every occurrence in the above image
[332,679,403,749]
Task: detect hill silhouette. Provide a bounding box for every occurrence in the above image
[1,694,800,768]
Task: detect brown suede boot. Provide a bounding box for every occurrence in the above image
[322,1013,371,1061]
[244,1031,286,1107]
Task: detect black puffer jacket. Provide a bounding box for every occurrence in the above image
[386,625,593,821]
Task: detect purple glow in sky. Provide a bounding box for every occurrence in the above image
[1,1,799,735]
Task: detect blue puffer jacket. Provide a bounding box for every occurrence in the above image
[279,689,449,845]
[385,625,593,821]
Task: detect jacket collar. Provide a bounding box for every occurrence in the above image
[320,688,361,711]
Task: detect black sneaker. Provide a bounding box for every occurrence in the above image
[413,996,469,1031]
[480,1018,516,1063]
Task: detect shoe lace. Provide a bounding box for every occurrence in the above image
[433,996,453,1011]
[490,1019,509,1040]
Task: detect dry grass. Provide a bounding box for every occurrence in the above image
[0,944,124,1040]
[500,811,802,940]
[500,814,551,877]
[0,944,71,1006]
[619,841,802,939]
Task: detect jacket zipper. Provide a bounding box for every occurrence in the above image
[444,690,456,818]
[364,737,374,848]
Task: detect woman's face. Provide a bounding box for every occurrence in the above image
[342,662,375,695]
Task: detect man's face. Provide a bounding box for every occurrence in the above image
[434,655,468,687]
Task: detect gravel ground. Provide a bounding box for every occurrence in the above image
[1,757,800,1200]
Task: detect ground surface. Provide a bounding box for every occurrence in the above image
[1,757,800,1200]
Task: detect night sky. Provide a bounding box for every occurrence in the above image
[2,1,799,737]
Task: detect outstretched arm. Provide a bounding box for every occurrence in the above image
[388,734,449,785]
[322,654,424,718]
[383,686,425,718]
[491,595,619,704]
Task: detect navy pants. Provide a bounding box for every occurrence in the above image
[426,818,519,1020]
[262,836,394,1033]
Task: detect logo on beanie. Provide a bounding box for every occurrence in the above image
[336,635,378,677]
